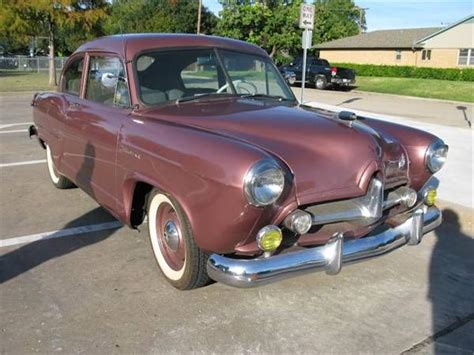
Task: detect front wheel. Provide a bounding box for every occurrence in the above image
[46,145,75,189]
[147,190,210,290]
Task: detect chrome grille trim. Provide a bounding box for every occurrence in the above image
[305,178,384,226]
[305,179,416,226]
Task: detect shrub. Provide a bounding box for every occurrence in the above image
[331,63,474,82]
[273,54,293,66]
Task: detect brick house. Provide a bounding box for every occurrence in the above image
[315,15,473,68]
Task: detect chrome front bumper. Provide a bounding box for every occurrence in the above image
[207,206,442,288]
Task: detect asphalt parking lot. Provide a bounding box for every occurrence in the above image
[1,93,473,353]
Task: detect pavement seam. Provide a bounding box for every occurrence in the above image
[401,314,474,353]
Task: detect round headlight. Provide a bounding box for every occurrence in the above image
[425,140,448,173]
[244,159,285,206]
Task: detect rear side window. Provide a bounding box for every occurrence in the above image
[85,56,129,107]
[63,57,84,95]
[314,59,329,66]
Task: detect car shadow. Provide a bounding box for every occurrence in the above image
[337,97,362,106]
[0,208,120,284]
[428,208,474,353]
[0,142,121,284]
[290,82,358,92]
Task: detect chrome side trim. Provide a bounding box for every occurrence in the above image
[207,206,442,288]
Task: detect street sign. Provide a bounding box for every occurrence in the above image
[299,3,315,30]
[302,30,312,49]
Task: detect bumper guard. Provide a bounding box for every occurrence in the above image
[207,206,442,288]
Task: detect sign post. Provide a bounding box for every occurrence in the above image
[299,3,315,103]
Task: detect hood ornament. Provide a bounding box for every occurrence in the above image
[335,111,357,127]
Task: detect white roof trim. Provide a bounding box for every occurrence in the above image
[414,14,474,45]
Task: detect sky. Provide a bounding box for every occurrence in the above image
[203,0,473,31]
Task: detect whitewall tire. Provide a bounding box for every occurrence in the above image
[147,189,209,289]
[46,144,74,189]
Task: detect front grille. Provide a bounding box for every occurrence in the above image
[304,179,414,226]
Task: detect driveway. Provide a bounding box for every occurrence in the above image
[294,87,473,129]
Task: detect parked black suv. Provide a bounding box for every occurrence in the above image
[280,57,355,90]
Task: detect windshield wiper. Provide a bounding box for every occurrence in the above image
[176,93,236,104]
[239,93,294,102]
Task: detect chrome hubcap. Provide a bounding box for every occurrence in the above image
[163,220,180,251]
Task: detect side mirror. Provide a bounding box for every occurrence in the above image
[101,72,118,88]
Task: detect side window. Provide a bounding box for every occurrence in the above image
[85,56,130,107]
[422,49,431,61]
[458,49,473,66]
[63,57,84,96]
[315,59,329,67]
[395,49,402,61]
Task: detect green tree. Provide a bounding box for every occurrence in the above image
[216,0,362,61]
[105,0,217,35]
[0,0,109,86]
[312,0,360,45]
[216,0,303,60]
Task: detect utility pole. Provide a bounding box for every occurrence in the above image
[197,0,202,35]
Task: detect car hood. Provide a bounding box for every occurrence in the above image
[138,99,407,204]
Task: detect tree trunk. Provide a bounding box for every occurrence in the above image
[269,44,277,58]
[48,20,57,87]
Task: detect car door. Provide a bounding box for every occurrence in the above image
[291,57,303,81]
[62,53,131,213]
[48,55,85,175]
[293,57,315,82]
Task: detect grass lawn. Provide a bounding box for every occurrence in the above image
[356,76,474,103]
[0,71,57,92]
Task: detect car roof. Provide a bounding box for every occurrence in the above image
[75,33,268,60]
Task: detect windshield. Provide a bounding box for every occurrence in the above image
[135,48,295,106]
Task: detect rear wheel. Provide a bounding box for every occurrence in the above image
[314,76,328,90]
[46,144,75,189]
[147,189,210,290]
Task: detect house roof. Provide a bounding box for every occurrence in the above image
[314,27,442,50]
[414,14,474,45]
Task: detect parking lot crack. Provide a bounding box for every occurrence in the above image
[401,313,474,353]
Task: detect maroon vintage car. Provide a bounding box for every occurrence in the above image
[30,34,448,289]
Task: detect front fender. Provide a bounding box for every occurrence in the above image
[363,118,439,189]
[117,116,296,254]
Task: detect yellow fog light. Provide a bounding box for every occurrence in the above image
[256,225,282,252]
[425,189,437,206]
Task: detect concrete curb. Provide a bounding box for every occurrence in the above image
[351,89,474,106]
[304,101,473,130]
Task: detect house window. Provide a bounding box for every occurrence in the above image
[458,48,474,65]
[421,49,431,61]
[395,50,402,61]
